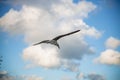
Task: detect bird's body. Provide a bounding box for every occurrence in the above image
[33,30,80,48]
[33,40,60,48]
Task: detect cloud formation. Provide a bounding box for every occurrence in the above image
[94,49,120,65]
[0,71,8,78]
[94,37,120,65]
[77,72,106,80]
[23,45,61,69]
[1,75,43,80]
[23,45,80,72]
[0,0,101,71]
[0,0,100,44]
[105,37,120,49]
[87,73,106,80]
[0,71,43,80]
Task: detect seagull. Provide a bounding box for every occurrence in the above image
[33,30,80,48]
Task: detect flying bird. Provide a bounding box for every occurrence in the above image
[33,30,80,48]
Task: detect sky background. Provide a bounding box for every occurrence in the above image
[0,0,120,80]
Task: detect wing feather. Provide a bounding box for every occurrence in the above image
[53,30,80,41]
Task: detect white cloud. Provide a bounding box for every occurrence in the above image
[51,0,96,18]
[23,45,80,72]
[0,1,100,44]
[94,49,120,65]
[23,45,61,69]
[105,37,120,49]
[0,0,101,71]
[1,0,96,18]
[81,27,101,38]
[0,5,57,44]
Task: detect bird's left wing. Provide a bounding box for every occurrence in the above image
[52,30,80,41]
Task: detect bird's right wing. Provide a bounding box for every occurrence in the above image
[52,30,80,41]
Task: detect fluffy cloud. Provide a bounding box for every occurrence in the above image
[51,0,96,18]
[76,73,106,80]
[105,37,120,49]
[0,0,58,11]
[94,49,120,65]
[1,0,96,18]
[0,1,100,44]
[23,45,80,71]
[23,45,61,69]
[0,0,101,71]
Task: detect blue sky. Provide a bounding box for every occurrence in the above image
[0,0,120,80]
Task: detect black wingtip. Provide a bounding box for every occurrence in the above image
[33,44,36,46]
[76,30,80,32]
[33,43,39,46]
[73,30,80,33]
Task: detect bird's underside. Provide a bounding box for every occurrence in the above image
[33,30,80,48]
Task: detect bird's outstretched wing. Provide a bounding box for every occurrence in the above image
[33,42,43,46]
[33,40,48,46]
[52,30,80,41]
